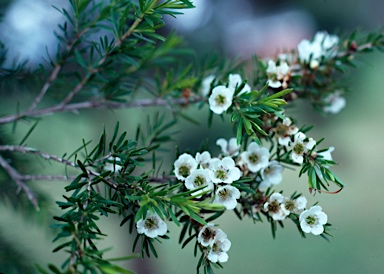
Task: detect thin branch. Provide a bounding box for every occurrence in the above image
[0,155,39,210]
[0,96,204,124]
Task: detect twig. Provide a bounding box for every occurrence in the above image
[0,155,39,210]
[0,96,204,124]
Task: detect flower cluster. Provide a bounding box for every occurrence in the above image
[262,192,307,221]
[201,74,251,115]
[197,223,231,263]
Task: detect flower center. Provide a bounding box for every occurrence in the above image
[276,124,288,137]
[201,228,216,242]
[293,143,305,155]
[179,165,190,177]
[218,188,230,201]
[215,94,226,106]
[306,215,316,225]
[248,153,259,164]
[268,201,280,213]
[284,200,295,211]
[144,217,158,230]
[216,169,227,180]
[194,175,206,186]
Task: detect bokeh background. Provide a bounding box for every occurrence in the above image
[0,0,384,273]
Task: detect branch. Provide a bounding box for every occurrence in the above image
[0,96,204,124]
[0,155,39,210]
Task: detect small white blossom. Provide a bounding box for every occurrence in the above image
[323,92,346,114]
[283,196,307,214]
[298,39,322,63]
[240,142,270,173]
[228,73,251,95]
[298,31,339,64]
[197,223,220,247]
[289,132,316,164]
[195,151,212,169]
[174,153,198,181]
[314,146,335,180]
[214,185,240,210]
[314,31,339,57]
[208,85,234,114]
[207,231,231,263]
[259,161,284,191]
[299,205,328,235]
[209,157,241,184]
[266,60,290,89]
[185,169,214,198]
[216,137,241,157]
[263,192,290,221]
[274,117,299,147]
[136,212,167,238]
[200,75,215,97]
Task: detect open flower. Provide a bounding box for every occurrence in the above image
[214,185,240,210]
[283,196,307,214]
[263,192,289,221]
[299,205,328,235]
[200,75,215,97]
[273,117,299,147]
[207,230,231,263]
[228,73,251,95]
[208,85,234,114]
[197,223,220,247]
[216,137,241,157]
[240,142,269,173]
[266,60,290,89]
[136,212,167,238]
[185,169,214,197]
[259,161,284,191]
[209,157,241,184]
[174,153,198,181]
[289,132,316,164]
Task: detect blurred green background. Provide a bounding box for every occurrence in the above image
[1,0,384,273]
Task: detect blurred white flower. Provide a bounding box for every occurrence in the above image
[216,137,241,157]
[298,39,322,63]
[299,205,328,235]
[323,92,346,114]
[259,160,284,191]
[263,192,289,221]
[240,142,270,173]
[136,212,167,238]
[228,73,251,95]
[208,85,234,114]
[266,60,290,88]
[200,75,215,97]
[274,117,299,147]
[209,157,241,184]
[174,153,198,181]
[298,31,339,64]
[185,169,214,198]
[207,230,231,263]
[214,185,240,210]
[289,132,316,164]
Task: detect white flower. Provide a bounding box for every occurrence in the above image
[136,212,167,238]
[323,92,346,114]
[299,205,328,235]
[214,185,240,210]
[104,156,123,172]
[200,75,215,97]
[216,137,241,157]
[240,142,270,173]
[314,31,339,56]
[258,161,284,191]
[263,192,289,221]
[228,73,251,95]
[298,31,339,64]
[174,153,198,181]
[283,196,307,214]
[197,223,220,247]
[195,151,212,169]
[185,169,214,198]
[207,230,231,263]
[289,132,316,164]
[266,60,290,89]
[274,117,299,147]
[208,85,234,114]
[209,157,241,184]
[314,146,335,180]
[298,39,322,63]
